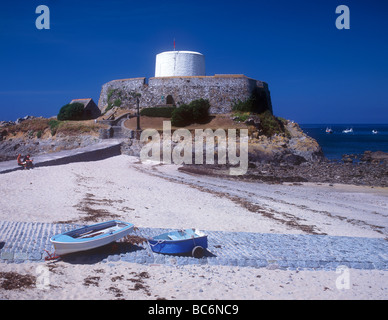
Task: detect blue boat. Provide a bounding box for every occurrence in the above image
[148,228,208,258]
[50,220,134,255]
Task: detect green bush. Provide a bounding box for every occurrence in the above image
[259,110,285,137]
[232,97,255,113]
[190,98,210,122]
[113,99,122,107]
[48,119,60,135]
[140,106,176,118]
[171,104,193,127]
[232,111,250,122]
[171,99,210,127]
[107,89,117,103]
[232,87,271,114]
[57,102,84,121]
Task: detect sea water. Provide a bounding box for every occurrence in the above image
[300,124,388,160]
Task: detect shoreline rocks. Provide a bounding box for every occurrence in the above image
[180,158,388,187]
[361,150,388,163]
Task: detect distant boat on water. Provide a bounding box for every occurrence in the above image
[300,124,388,160]
[342,128,353,134]
[326,127,333,134]
[372,130,378,134]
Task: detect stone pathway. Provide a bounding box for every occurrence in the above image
[1,221,387,270]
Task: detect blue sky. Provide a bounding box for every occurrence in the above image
[0,0,387,123]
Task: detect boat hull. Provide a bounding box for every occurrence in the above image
[148,229,208,255]
[50,220,134,255]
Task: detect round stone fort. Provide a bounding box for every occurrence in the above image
[98,49,272,115]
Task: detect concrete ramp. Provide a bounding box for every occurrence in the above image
[0,140,122,174]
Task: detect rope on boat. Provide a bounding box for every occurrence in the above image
[148,239,165,247]
[43,249,61,261]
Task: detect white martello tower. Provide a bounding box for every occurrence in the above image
[155,50,205,77]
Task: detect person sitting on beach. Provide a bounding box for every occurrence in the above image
[23,154,33,169]
[17,153,27,169]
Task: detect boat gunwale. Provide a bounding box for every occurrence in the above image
[148,235,208,244]
[50,220,134,245]
[148,229,208,244]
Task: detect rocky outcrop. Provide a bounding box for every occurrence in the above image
[0,115,36,128]
[0,135,103,162]
[361,151,388,163]
[1,114,324,165]
[248,121,324,164]
[0,116,108,161]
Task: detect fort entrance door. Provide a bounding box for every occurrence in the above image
[166,95,174,105]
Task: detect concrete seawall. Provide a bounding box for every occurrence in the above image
[0,140,122,174]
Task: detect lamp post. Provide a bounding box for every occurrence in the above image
[136,96,140,131]
[130,92,141,131]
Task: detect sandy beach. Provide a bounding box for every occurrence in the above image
[0,155,387,300]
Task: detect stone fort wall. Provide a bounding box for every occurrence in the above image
[98,74,272,114]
